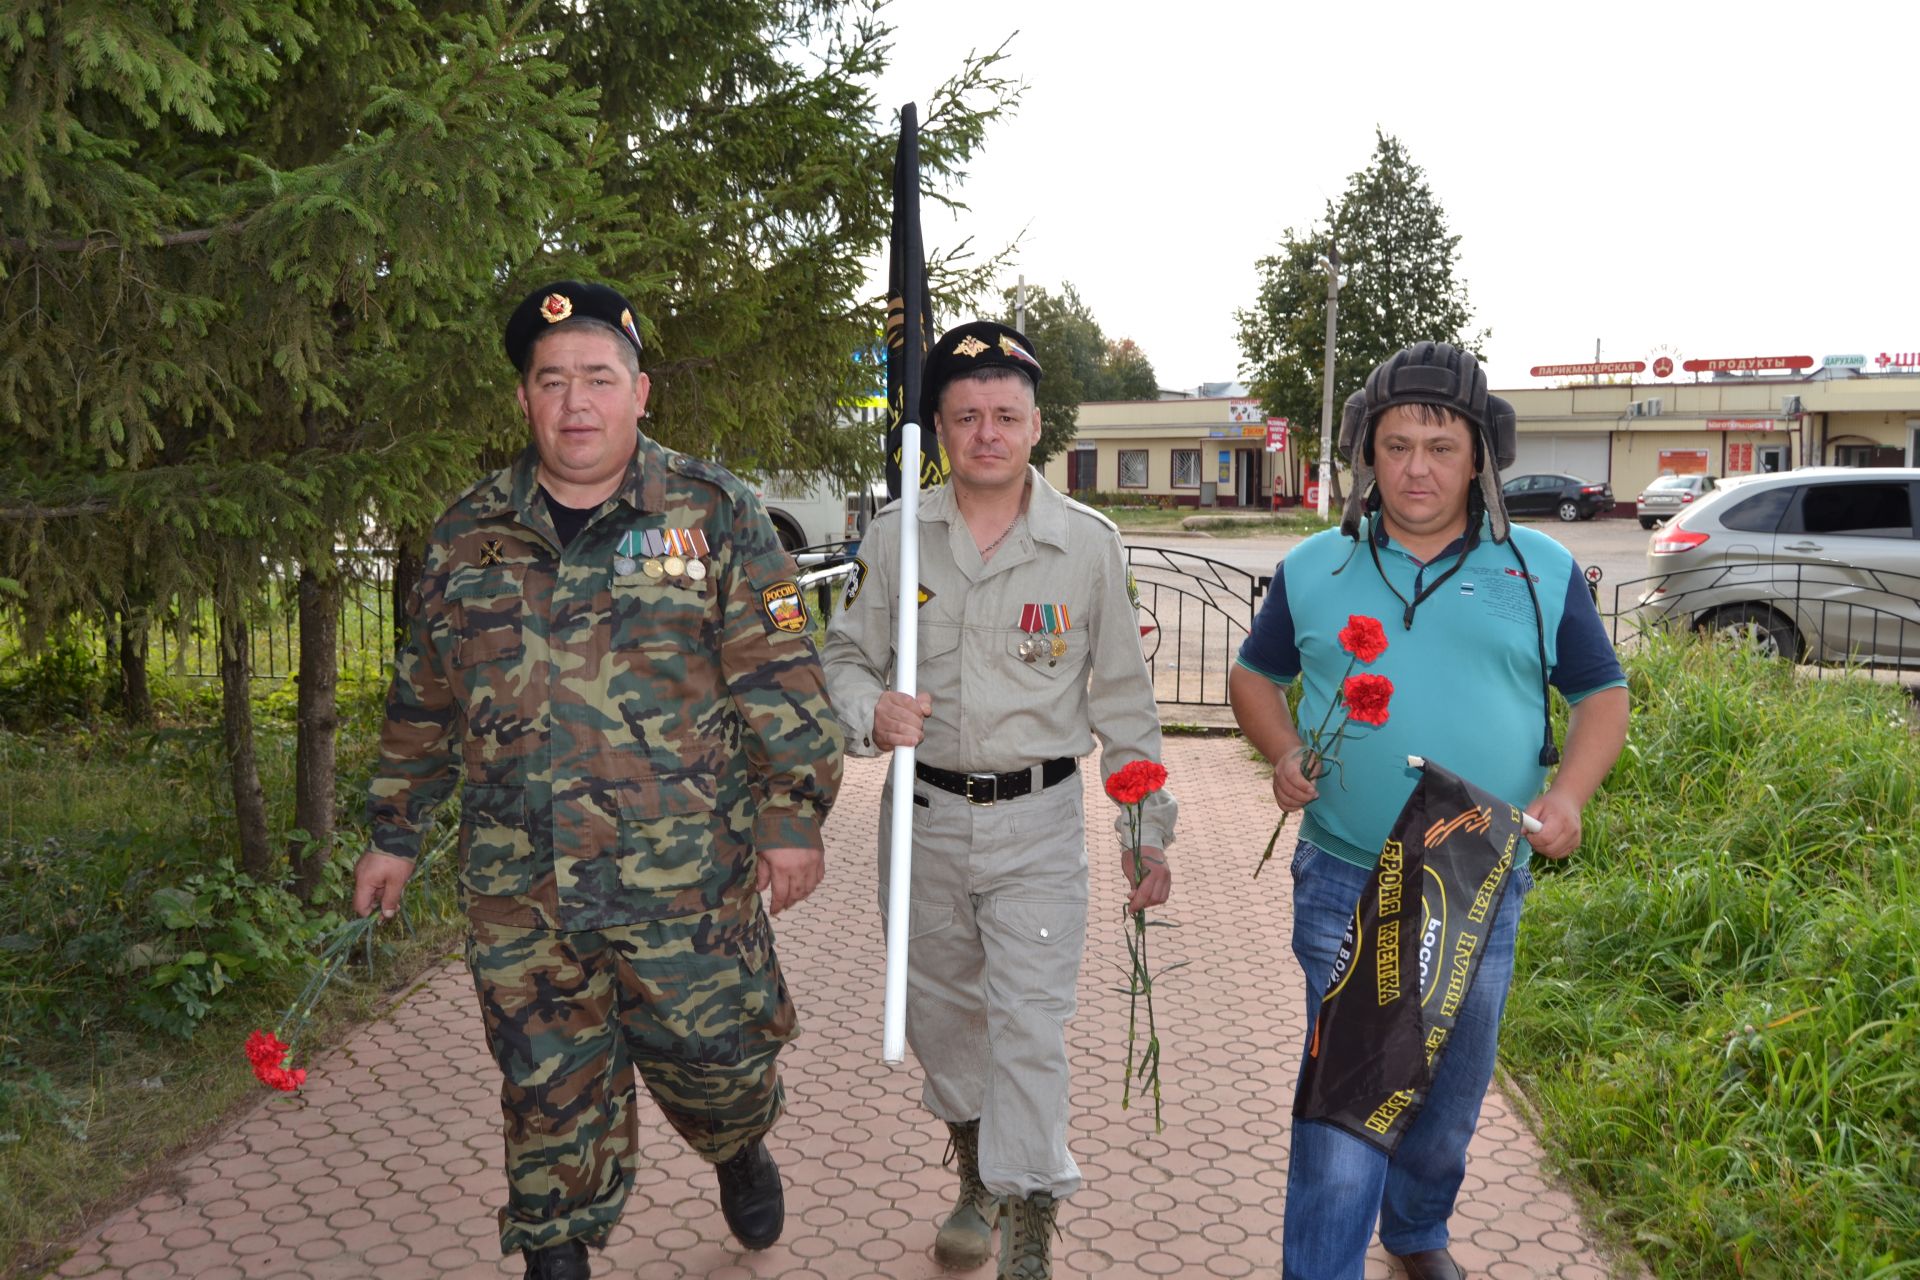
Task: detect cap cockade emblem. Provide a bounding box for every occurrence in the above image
[953,335,989,358]
[540,292,573,323]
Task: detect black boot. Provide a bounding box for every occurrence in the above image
[521,1240,590,1280]
[716,1138,784,1250]
[1392,1248,1467,1280]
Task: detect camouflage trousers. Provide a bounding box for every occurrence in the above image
[465,894,797,1254]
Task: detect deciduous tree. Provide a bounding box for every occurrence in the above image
[999,282,1158,466]
[1236,130,1485,506]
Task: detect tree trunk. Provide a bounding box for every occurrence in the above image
[391,537,424,656]
[218,585,274,877]
[290,565,340,899]
[116,607,154,726]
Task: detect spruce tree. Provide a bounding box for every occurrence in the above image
[2,2,1016,882]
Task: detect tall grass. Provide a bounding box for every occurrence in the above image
[1506,634,1920,1278]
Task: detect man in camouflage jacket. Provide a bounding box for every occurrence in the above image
[354,280,845,1280]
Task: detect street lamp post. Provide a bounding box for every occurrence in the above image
[1316,243,1341,520]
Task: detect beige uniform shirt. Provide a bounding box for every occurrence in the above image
[823,468,1176,850]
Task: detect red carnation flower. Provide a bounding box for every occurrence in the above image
[1338,614,1389,665]
[1342,674,1394,726]
[246,1029,290,1069]
[245,1028,305,1092]
[1105,760,1169,806]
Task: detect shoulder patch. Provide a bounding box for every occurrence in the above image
[761,580,810,633]
[842,557,869,610]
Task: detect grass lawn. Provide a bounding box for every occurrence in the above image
[1093,504,1335,537]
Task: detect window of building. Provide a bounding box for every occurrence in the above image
[1171,449,1199,488]
[1118,450,1149,489]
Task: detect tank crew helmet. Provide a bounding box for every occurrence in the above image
[1336,341,1518,544]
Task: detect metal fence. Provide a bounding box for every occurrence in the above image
[147,554,396,681]
[1605,559,1920,677]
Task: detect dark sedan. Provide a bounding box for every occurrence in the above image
[1501,473,1614,522]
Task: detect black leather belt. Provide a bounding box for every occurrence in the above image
[915,757,1077,806]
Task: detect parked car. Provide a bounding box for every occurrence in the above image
[1500,473,1614,522]
[1638,467,1920,666]
[1635,473,1715,529]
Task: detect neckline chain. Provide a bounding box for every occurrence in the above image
[980,508,1023,558]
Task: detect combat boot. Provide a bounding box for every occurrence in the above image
[521,1240,590,1280]
[715,1137,784,1250]
[932,1119,998,1269]
[997,1190,1059,1280]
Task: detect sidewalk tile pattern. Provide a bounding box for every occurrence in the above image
[55,739,1638,1278]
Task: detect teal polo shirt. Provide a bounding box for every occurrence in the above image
[1237,514,1624,869]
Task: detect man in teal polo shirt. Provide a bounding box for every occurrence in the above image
[1230,342,1629,1280]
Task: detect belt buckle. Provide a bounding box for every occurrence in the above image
[964,772,997,806]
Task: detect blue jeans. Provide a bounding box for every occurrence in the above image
[1282,839,1533,1280]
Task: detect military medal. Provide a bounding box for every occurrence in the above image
[686,558,707,581]
[616,530,648,578]
[664,554,686,577]
[1017,602,1072,665]
[642,558,664,579]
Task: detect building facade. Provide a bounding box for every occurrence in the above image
[1043,371,1920,513]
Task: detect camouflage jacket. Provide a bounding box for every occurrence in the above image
[368,430,845,930]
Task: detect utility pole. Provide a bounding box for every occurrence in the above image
[1316,243,1341,520]
[1015,275,1026,333]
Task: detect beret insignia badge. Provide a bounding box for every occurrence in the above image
[953,335,989,358]
[540,292,573,323]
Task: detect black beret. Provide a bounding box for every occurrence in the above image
[503,280,644,373]
[921,320,1043,428]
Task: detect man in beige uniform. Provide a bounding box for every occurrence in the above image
[823,320,1176,1280]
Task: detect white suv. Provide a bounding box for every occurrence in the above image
[1639,467,1920,666]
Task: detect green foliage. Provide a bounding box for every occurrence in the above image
[1000,282,1160,466]
[0,636,106,727]
[1076,489,1182,510]
[1235,130,1485,475]
[1504,634,1920,1278]
[131,864,334,1038]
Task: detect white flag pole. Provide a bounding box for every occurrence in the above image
[881,420,923,1064]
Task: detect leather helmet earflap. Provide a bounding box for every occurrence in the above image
[1485,393,1517,471]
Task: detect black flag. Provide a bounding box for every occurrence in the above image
[884,102,946,501]
[1293,758,1527,1153]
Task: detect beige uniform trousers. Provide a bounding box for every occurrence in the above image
[879,771,1088,1199]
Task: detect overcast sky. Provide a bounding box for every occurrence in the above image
[865,0,1920,392]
